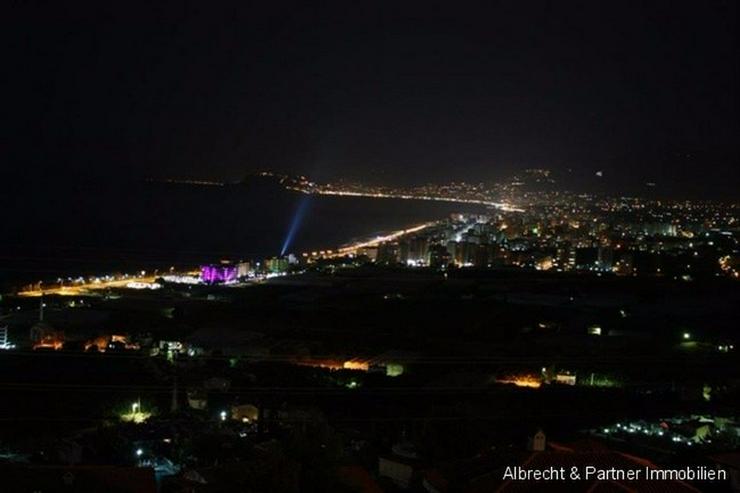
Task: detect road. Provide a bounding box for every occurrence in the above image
[17,275,160,297]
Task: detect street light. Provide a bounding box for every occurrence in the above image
[683,332,691,340]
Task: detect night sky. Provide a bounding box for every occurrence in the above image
[5,1,738,197]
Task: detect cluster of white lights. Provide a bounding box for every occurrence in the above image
[602,421,710,447]
[125,281,162,290]
[161,275,201,284]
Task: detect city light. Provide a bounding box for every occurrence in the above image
[121,400,151,424]
[4,5,739,490]
[496,375,542,389]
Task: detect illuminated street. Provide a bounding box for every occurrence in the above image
[18,274,162,297]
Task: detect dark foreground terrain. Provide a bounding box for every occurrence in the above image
[1,267,739,491]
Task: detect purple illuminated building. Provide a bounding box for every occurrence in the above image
[201,264,238,284]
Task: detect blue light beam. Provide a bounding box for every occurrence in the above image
[281,195,311,256]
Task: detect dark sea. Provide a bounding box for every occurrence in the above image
[1,178,487,286]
